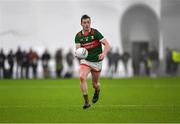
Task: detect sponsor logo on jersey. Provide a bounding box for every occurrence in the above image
[81,40,100,50]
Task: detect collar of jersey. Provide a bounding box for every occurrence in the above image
[82,28,91,35]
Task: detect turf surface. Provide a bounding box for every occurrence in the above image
[0,77,180,123]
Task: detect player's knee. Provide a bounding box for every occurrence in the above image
[92,82,98,88]
[79,73,86,82]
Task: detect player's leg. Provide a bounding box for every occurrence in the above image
[79,64,91,109]
[91,70,101,103]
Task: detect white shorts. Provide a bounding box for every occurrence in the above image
[80,59,102,72]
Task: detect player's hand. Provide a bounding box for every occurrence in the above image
[99,52,106,60]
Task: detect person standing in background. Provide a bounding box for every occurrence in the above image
[112,48,121,77]
[65,49,74,78]
[22,51,29,79]
[41,49,51,78]
[140,50,149,76]
[172,49,180,75]
[28,49,39,79]
[149,47,159,77]
[15,47,23,79]
[122,51,130,76]
[7,50,15,79]
[0,49,6,79]
[107,48,113,78]
[55,49,64,78]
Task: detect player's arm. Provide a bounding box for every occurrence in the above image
[75,34,81,59]
[99,39,110,60]
[75,43,81,59]
[75,33,81,50]
[101,39,110,56]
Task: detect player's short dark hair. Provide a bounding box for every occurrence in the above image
[81,15,91,23]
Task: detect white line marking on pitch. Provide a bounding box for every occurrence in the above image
[0,104,179,108]
[0,85,180,89]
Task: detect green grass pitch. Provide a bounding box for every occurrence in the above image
[0,77,180,123]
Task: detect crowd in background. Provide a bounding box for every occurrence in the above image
[0,47,74,79]
[0,46,179,79]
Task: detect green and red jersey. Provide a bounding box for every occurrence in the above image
[75,28,104,62]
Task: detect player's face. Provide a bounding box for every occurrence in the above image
[81,18,91,31]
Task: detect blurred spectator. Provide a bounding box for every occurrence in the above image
[28,49,39,79]
[15,47,23,79]
[0,49,6,79]
[106,48,113,78]
[41,49,51,78]
[149,47,159,77]
[122,51,130,76]
[65,49,74,78]
[55,49,64,78]
[7,50,15,78]
[166,48,173,75]
[112,48,121,76]
[132,59,139,76]
[22,51,29,79]
[140,50,149,76]
[171,49,180,75]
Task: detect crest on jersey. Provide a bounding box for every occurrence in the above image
[80,39,83,42]
[85,37,88,42]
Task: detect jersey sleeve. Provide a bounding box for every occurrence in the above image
[75,34,80,44]
[95,30,105,42]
